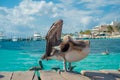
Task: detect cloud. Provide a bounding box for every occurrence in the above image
[0,0,120,37]
[77,0,120,9]
[98,12,120,25]
[0,0,58,37]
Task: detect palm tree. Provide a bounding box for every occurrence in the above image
[79,30,84,34]
[84,30,91,35]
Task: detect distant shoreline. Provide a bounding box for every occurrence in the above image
[1,37,120,42]
[75,37,120,40]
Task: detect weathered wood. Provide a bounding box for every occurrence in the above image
[0,72,13,80]
[81,70,119,80]
[100,70,120,77]
[0,70,120,80]
[32,73,39,80]
[33,71,41,80]
[40,70,66,80]
[61,72,91,80]
[40,70,91,80]
[11,71,34,80]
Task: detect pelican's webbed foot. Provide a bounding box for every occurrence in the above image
[68,62,76,72]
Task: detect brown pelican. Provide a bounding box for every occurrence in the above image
[41,19,90,72]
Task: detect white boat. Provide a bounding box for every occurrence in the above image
[12,36,18,42]
[33,33,42,41]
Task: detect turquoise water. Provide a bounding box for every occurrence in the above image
[0,39,120,72]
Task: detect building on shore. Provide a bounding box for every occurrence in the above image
[32,33,42,41]
[91,21,120,38]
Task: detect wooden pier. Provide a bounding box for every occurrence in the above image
[0,70,120,80]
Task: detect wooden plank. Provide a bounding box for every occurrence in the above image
[11,71,34,80]
[81,70,118,80]
[0,72,13,80]
[61,72,91,80]
[32,74,39,80]
[100,70,120,78]
[40,70,66,80]
[33,71,41,80]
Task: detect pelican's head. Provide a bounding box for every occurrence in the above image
[62,35,73,44]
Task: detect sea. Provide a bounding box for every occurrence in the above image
[0,39,120,72]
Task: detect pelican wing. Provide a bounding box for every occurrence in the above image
[67,36,87,48]
[41,19,63,59]
[71,40,87,48]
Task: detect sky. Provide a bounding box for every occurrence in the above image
[0,0,120,37]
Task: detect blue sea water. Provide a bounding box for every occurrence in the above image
[0,39,120,72]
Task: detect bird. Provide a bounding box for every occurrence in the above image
[102,49,109,55]
[41,19,90,72]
